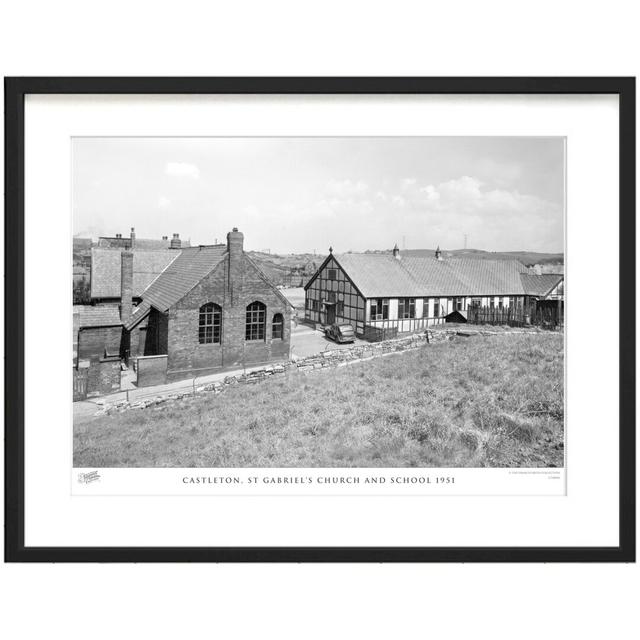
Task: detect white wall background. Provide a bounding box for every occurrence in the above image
[1,1,638,639]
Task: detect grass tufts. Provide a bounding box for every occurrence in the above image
[74,333,564,468]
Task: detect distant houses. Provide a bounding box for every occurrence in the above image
[97,228,191,250]
[304,245,563,339]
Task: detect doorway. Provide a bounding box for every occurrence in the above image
[325,303,336,325]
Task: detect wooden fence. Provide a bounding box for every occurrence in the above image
[73,367,88,401]
[363,316,446,342]
[466,304,563,329]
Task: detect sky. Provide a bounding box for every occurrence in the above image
[72,137,565,254]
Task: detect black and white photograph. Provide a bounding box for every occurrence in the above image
[2,2,638,636]
[72,136,565,470]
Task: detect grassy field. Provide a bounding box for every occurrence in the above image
[74,333,564,468]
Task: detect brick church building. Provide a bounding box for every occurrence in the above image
[76,228,292,393]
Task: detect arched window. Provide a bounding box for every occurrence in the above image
[272,313,284,339]
[245,301,266,341]
[199,303,221,344]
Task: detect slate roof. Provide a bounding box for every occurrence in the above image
[138,245,227,312]
[402,257,529,297]
[122,245,293,329]
[76,306,122,328]
[336,253,421,297]
[90,248,179,299]
[519,273,563,297]
[330,253,561,298]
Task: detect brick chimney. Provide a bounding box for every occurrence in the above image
[120,250,134,323]
[392,243,400,259]
[435,246,443,261]
[170,233,181,249]
[130,227,136,249]
[226,227,244,300]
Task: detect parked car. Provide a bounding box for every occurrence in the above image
[325,323,356,344]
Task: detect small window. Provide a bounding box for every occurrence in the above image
[370,298,389,321]
[398,298,416,319]
[454,297,464,311]
[328,269,337,281]
[470,297,482,308]
[246,301,266,341]
[434,302,440,318]
[272,313,283,339]
[199,302,221,344]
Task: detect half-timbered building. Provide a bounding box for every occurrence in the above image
[304,246,563,339]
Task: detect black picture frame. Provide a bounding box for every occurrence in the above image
[4,77,636,563]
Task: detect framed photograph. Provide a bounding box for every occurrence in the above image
[4,77,635,562]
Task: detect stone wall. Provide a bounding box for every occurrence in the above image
[96,326,549,414]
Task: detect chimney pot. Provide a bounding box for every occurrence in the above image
[170,233,182,249]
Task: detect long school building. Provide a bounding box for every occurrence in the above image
[304,246,563,339]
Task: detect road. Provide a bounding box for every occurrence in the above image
[290,323,368,358]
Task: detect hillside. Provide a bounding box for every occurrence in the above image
[74,333,564,468]
[384,248,564,266]
[247,251,322,286]
[247,247,563,285]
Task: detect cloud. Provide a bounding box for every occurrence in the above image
[370,176,563,251]
[313,197,374,217]
[391,195,406,208]
[476,157,523,187]
[165,161,200,179]
[325,178,369,197]
[157,195,171,209]
[387,175,558,218]
[251,174,561,253]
